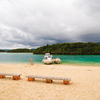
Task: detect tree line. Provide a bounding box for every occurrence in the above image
[33,42,100,55]
[0,50,5,52]
[7,48,33,53]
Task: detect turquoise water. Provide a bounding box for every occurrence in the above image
[0,53,100,66]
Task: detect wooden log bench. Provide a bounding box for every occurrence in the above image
[26,75,71,85]
[0,73,22,80]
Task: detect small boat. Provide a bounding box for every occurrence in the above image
[54,58,61,64]
[42,53,54,64]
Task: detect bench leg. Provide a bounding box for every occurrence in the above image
[0,75,6,79]
[18,75,20,79]
[27,77,35,82]
[46,79,53,83]
[13,76,19,80]
[63,81,70,85]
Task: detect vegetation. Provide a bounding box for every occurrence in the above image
[7,48,33,53]
[33,42,100,55]
[0,49,5,52]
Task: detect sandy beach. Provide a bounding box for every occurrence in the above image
[0,63,100,100]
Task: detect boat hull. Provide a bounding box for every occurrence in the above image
[54,58,61,64]
[43,60,53,64]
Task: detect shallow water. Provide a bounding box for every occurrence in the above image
[0,53,100,66]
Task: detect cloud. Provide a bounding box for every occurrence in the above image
[79,33,100,43]
[0,0,100,49]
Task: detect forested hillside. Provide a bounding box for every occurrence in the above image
[0,49,5,52]
[7,48,33,53]
[33,42,100,55]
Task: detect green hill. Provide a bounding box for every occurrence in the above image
[0,49,5,52]
[33,42,100,55]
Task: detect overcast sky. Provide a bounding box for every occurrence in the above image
[0,0,100,49]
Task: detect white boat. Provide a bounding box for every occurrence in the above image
[42,53,54,64]
[54,58,61,64]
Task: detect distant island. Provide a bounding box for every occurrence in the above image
[7,48,33,53]
[33,42,100,55]
[0,49,5,52]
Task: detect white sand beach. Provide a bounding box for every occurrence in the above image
[0,63,100,100]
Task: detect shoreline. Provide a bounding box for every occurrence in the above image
[0,62,100,67]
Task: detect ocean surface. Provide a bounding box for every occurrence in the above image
[0,53,100,66]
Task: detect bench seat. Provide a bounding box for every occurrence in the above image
[0,73,22,80]
[26,75,71,85]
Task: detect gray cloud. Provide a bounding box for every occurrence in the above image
[79,33,100,43]
[0,0,100,49]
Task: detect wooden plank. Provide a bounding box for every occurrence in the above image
[26,75,71,85]
[26,75,71,81]
[0,73,22,80]
[0,73,22,76]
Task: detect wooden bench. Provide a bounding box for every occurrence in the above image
[0,73,22,80]
[26,75,71,85]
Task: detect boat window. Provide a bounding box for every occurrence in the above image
[44,57,47,59]
[48,56,51,58]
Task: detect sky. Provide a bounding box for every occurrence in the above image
[0,0,100,49]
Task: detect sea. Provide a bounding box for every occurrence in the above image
[0,53,100,66]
